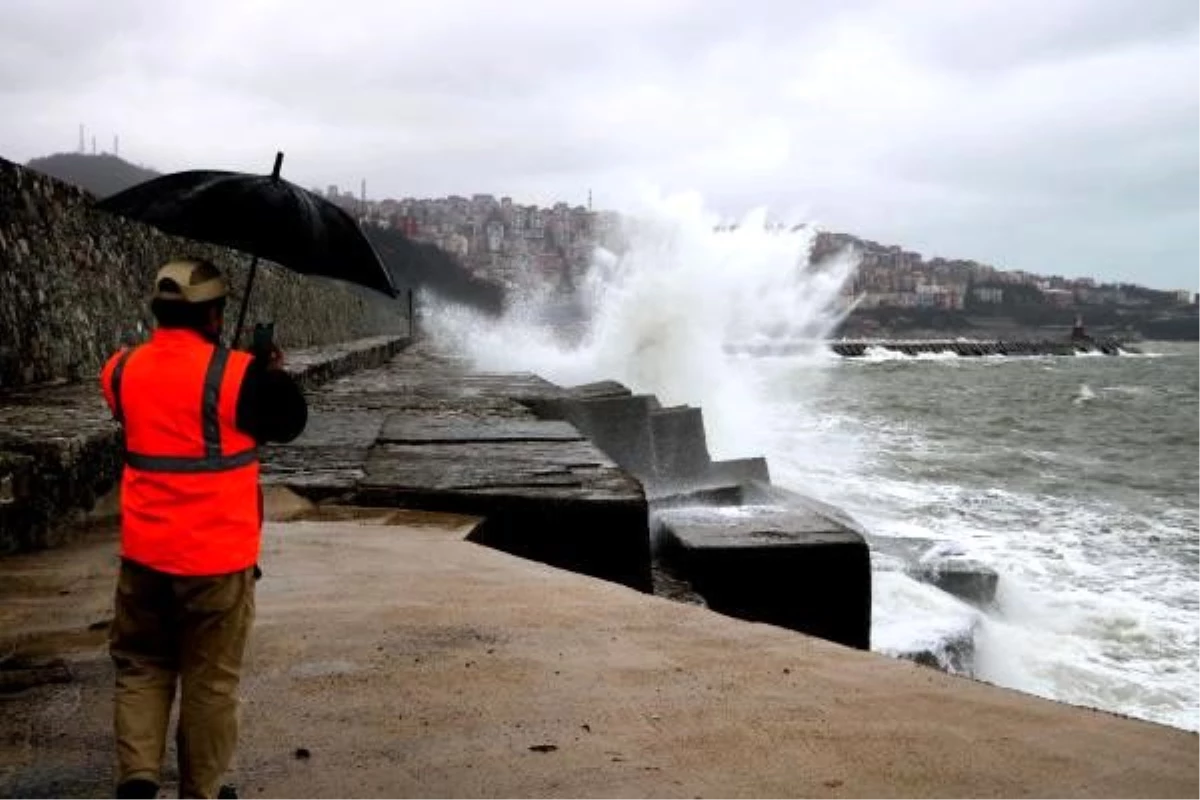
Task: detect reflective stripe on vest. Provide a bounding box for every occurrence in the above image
[110,347,138,425]
[115,344,258,473]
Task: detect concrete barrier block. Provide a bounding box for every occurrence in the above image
[356,440,651,592]
[657,505,871,650]
[649,406,711,481]
[708,457,771,485]
[742,481,871,537]
[909,550,999,607]
[530,394,659,481]
[566,380,633,400]
[647,480,743,511]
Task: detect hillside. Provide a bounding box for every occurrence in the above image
[25,152,160,199]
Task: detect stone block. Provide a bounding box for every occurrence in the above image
[566,380,633,400]
[354,441,651,592]
[467,494,652,594]
[649,406,711,482]
[259,446,368,502]
[284,409,386,449]
[379,417,582,444]
[743,481,871,537]
[0,423,122,553]
[859,532,1000,608]
[708,457,771,486]
[657,505,871,650]
[284,337,409,391]
[909,547,999,607]
[528,394,660,481]
[646,480,743,512]
[885,618,979,677]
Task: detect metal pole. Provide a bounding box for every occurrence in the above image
[231,152,284,347]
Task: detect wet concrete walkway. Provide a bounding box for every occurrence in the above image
[0,510,1195,799]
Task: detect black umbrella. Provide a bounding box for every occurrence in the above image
[96,152,399,346]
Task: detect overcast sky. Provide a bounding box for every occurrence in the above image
[2,0,1196,290]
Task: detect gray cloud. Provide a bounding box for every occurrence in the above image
[1,0,1196,289]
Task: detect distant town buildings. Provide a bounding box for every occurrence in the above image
[317,180,1197,312]
[818,232,1196,314]
[972,287,1004,304]
[316,185,606,292]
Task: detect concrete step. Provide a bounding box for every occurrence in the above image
[708,457,771,486]
[656,504,872,650]
[646,479,744,511]
[565,380,633,400]
[525,393,660,481]
[648,406,712,481]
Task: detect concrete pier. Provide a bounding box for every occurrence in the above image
[0,516,1194,798]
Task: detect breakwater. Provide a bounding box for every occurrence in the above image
[832,338,1129,357]
[246,343,874,650]
[731,338,1130,358]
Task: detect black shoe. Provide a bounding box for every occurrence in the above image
[217,785,238,799]
[115,778,159,798]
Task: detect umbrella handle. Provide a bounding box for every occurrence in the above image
[231,255,259,348]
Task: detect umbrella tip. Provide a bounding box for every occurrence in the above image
[271,152,284,179]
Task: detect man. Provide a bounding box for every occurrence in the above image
[100,258,307,799]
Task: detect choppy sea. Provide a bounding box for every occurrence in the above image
[429,192,1199,731]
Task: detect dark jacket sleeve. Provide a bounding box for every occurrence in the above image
[235,359,308,445]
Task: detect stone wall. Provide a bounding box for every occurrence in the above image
[0,157,408,389]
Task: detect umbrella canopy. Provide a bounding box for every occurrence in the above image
[96,160,398,299]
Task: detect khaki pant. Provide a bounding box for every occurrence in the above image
[110,560,256,799]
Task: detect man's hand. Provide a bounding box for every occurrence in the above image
[266,344,285,372]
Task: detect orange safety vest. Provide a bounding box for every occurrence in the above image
[100,328,261,576]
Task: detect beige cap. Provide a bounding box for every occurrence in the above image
[153,259,228,303]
